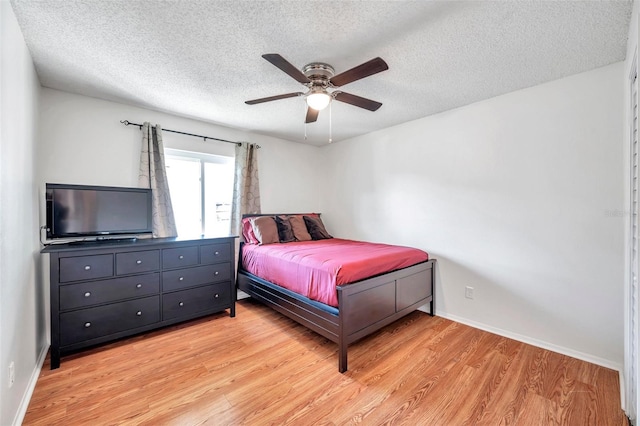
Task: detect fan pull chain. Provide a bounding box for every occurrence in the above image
[329,102,333,143]
[304,101,308,140]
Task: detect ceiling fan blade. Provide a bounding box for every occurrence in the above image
[330,57,388,87]
[334,92,382,111]
[305,107,319,123]
[245,92,303,105]
[262,54,310,84]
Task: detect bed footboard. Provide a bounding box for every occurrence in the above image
[337,260,435,372]
[238,259,436,373]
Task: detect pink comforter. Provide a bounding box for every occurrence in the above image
[241,239,429,307]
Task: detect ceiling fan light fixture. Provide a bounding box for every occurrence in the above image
[306,91,331,111]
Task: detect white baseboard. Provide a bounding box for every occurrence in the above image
[429,310,623,373]
[13,344,48,426]
[620,370,627,413]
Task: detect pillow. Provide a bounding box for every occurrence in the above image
[241,218,259,244]
[250,216,280,245]
[303,215,333,240]
[275,215,296,243]
[288,215,312,241]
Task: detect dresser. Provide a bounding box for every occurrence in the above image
[42,236,237,369]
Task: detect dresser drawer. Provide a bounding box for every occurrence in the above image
[59,254,113,283]
[162,246,198,269]
[59,296,160,346]
[162,263,231,292]
[200,242,231,264]
[116,250,160,275]
[163,283,231,320]
[59,273,160,310]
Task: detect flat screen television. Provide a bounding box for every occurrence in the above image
[46,183,153,240]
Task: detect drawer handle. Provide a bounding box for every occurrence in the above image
[136,260,142,265]
[214,293,219,299]
[136,284,142,289]
[179,302,184,307]
[214,251,220,256]
[179,255,184,259]
[179,277,184,281]
[214,271,219,276]
[84,292,91,298]
[136,311,142,316]
[84,322,91,328]
[84,265,91,271]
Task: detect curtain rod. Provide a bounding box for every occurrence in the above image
[120,120,251,147]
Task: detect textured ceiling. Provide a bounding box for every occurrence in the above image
[10,0,633,146]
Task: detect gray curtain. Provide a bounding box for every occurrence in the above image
[138,122,178,238]
[230,142,261,235]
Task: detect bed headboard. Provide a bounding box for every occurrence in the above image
[239,213,322,244]
[241,213,322,218]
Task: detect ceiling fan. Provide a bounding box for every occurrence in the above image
[245,54,389,123]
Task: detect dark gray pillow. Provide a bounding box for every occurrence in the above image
[275,215,296,243]
[303,215,333,240]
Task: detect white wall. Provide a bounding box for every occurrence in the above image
[0,2,45,425]
[39,88,324,215]
[321,62,625,368]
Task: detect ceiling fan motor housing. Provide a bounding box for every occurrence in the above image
[303,62,335,88]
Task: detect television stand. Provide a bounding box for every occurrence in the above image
[41,235,237,369]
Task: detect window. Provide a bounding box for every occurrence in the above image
[165,149,234,236]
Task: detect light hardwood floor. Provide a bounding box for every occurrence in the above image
[24,299,627,425]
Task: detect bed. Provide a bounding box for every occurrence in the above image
[237,213,436,373]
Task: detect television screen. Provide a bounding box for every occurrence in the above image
[46,183,153,239]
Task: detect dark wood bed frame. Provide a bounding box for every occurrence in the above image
[236,213,436,373]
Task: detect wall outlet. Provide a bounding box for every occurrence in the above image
[465,286,474,299]
[8,362,15,388]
